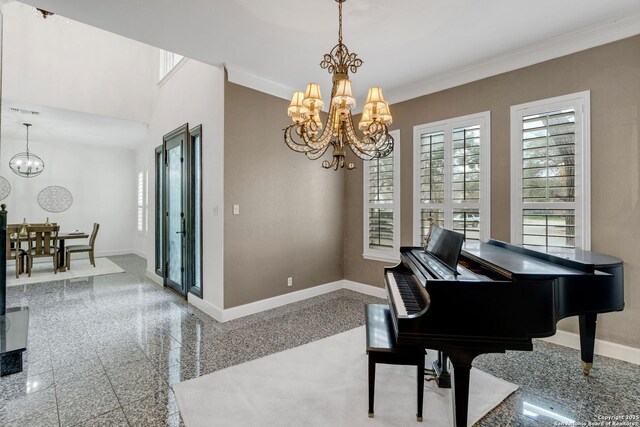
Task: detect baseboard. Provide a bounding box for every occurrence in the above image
[221,280,345,322]
[342,280,387,298]
[541,330,640,366]
[95,249,141,257]
[145,270,163,286]
[188,279,385,323]
[187,293,225,322]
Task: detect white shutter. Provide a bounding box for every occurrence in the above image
[363,130,400,262]
[511,91,590,250]
[413,112,490,245]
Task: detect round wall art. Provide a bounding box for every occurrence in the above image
[0,176,11,201]
[38,185,73,213]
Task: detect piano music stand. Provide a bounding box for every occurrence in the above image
[365,304,425,422]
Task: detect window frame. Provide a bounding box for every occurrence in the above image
[363,129,401,263]
[137,170,144,234]
[158,50,186,85]
[510,91,591,250]
[412,111,491,245]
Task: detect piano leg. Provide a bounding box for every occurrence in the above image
[579,313,597,376]
[368,357,375,417]
[417,354,425,422]
[449,353,475,427]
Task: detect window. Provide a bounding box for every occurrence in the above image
[363,129,400,262]
[413,112,491,245]
[137,171,144,233]
[159,50,184,82]
[510,91,590,250]
[145,170,149,233]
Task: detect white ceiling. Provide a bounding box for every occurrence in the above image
[1,100,148,149]
[16,0,640,105]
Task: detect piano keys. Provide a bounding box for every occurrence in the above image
[384,226,624,427]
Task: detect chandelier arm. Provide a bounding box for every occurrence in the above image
[305,144,330,160]
[300,103,338,150]
[343,114,394,158]
[284,124,321,153]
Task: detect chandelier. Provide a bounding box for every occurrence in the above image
[284,0,393,170]
[9,123,45,178]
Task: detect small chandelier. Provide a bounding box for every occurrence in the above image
[9,123,45,178]
[284,0,393,170]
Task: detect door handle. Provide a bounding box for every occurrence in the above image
[176,217,186,234]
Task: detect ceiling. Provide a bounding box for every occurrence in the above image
[1,100,148,149]
[16,0,640,105]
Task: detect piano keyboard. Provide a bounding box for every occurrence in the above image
[386,271,428,316]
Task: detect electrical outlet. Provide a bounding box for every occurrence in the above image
[233,204,239,215]
[212,206,218,216]
[287,277,293,287]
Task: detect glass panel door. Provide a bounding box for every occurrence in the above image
[162,124,189,295]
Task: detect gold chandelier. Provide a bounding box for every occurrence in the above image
[284,0,394,170]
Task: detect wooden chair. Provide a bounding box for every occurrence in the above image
[26,225,60,276]
[66,223,100,269]
[6,224,25,278]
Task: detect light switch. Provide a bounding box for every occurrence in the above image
[233,204,240,215]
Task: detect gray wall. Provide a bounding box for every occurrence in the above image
[344,35,640,348]
[224,81,345,308]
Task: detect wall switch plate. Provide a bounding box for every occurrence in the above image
[287,277,293,287]
[233,204,239,215]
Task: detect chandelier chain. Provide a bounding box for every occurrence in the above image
[338,0,343,45]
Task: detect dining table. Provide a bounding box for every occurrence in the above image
[11,231,89,272]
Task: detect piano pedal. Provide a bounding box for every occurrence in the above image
[424,369,438,382]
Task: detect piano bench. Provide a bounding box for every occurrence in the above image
[365,303,425,422]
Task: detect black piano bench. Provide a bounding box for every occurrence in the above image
[365,303,425,422]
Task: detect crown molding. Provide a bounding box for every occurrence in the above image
[225,14,640,108]
[385,13,640,106]
[225,63,293,101]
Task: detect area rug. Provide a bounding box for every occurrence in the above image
[173,326,517,427]
[6,257,124,286]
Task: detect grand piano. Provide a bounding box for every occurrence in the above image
[384,226,624,426]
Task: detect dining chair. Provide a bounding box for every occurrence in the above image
[26,224,60,276]
[66,223,100,269]
[6,224,25,278]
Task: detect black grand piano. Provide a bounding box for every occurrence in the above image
[384,226,624,426]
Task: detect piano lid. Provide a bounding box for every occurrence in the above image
[461,241,611,279]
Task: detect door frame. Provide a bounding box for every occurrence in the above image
[162,123,190,296]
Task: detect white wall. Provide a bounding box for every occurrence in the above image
[1,2,157,123]
[0,136,137,256]
[139,58,225,309]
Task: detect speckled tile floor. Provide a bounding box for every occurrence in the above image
[1,254,639,426]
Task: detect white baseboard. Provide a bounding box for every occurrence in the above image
[342,280,387,298]
[188,279,385,323]
[187,293,225,322]
[95,249,142,258]
[145,270,163,286]
[221,280,345,322]
[540,330,640,365]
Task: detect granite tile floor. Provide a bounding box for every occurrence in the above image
[1,254,638,426]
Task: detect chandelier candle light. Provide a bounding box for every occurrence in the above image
[9,123,45,178]
[284,0,394,170]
